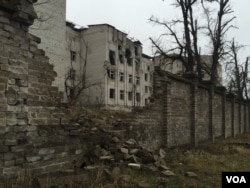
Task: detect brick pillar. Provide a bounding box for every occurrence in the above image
[244,102,247,133]
[238,101,242,134]
[209,85,215,143]
[183,73,198,146]
[222,88,226,139]
[191,81,198,147]
[231,96,236,138]
[154,67,170,148]
[162,82,169,148]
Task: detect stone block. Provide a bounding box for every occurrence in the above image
[0,16,10,24]
[43,162,66,172]
[26,125,37,132]
[17,119,28,126]
[10,145,27,153]
[0,118,6,127]
[8,78,16,85]
[75,149,82,155]
[4,139,17,146]
[0,146,8,153]
[6,118,17,126]
[3,166,20,175]
[4,153,15,160]
[38,148,55,155]
[0,64,8,70]
[4,160,15,167]
[3,24,15,33]
[15,157,24,165]
[69,130,80,136]
[26,156,41,162]
[42,154,54,161]
[7,98,18,105]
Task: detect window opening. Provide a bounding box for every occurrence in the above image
[70,51,76,61]
[128,74,133,83]
[109,50,116,65]
[136,93,140,102]
[107,70,115,79]
[120,90,124,100]
[120,72,124,82]
[109,88,115,99]
[128,92,133,101]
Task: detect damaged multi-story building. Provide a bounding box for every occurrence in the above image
[30,0,154,110]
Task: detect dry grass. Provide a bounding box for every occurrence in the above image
[165,134,250,188]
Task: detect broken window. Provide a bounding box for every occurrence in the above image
[136,93,140,102]
[145,86,148,93]
[119,72,124,82]
[128,74,133,83]
[128,92,133,101]
[120,90,124,100]
[107,70,115,79]
[119,54,124,63]
[135,46,138,56]
[125,49,133,66]
[135,60,140,72]
[127,58,133,66]
[109,50,116,65]
[109,88,115,99]
[145,73,148,81]
[136,77,140,85]
[149,87,152,94]
[70,51,76,61]
[118,44,122,51]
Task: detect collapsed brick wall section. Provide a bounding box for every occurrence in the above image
[0,0,84,180]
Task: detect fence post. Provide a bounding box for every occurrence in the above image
[209,85,215,143]
[232,95,235,138]
[244,102,247,133]
[191,80,198,147]
[153,67,170,148]
[221,88,226,139]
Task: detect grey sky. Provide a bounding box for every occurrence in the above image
[66,0,250,59]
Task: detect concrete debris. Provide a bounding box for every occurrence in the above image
[185,171,198,177]
[128,163,141,169]
[161,170,176,176]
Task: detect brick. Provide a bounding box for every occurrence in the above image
[3,24,15,33]
[0,146,8,153]
[38,148,55,155]
[4,139,17,146]
[0,16,10,24]
[26,156,41,162]
[3,166,20,175]
[4,160,15,167]
[0,29,10,38]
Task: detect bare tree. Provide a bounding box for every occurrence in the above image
[150,0,235,83]
[226,39,249,99]
[149,0,203,79]
[202,0,236,84]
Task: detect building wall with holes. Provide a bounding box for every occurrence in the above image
[79,24,154,109]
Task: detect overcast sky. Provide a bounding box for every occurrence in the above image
[66,0,250,60]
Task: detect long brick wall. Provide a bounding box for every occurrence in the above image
[152,67,250,148]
